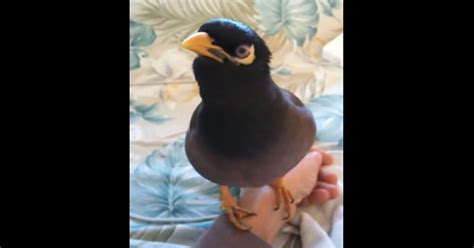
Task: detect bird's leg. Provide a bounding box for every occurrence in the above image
[270,177,294,220]
[219,185,257,230]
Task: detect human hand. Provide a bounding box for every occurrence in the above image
[238,147,339,243]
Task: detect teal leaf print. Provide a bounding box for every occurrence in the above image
[130,50,140,70]
[254,0,319,46]
[130,20,157,47]
[272,66,292,76]
[134,103,156,114]
[130,20,157,70]
[130,100,169,125]
[130,138,221,219]
[337,137,343,149]
[186,220,214,230]
[319,0,341,17]
[306,94,343,142]
[142,114,168,124]
[134,0,256,43]
[130,110,140,123]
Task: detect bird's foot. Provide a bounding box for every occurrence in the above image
[219,186,257,231]
[270,177,294,220]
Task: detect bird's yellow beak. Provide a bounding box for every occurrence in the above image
[181,32,228,63]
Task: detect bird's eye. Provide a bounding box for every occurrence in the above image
[234,44,251,58]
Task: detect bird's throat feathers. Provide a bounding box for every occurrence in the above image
[197,75,279,110]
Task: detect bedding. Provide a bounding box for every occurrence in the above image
[130,0,343,247]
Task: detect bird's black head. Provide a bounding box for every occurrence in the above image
[181,18,273,107]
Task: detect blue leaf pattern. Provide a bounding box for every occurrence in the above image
[130,100,169,125]
[272,66,292,76]
[186,220,214,230]
[130,111,140,123]
[130,20,157,70]
[337,137,343,148]
[306,94,343,142]
[130,138,221,219]
[320,0,341,17]
[130,50,140,70]
[254,0,319,46]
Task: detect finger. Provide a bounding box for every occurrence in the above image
[318,169,338,184]
[315,182,339,199]
[309,146,333,165]
[308,189,330,204]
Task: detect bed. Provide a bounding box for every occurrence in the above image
[130,1,343,247]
